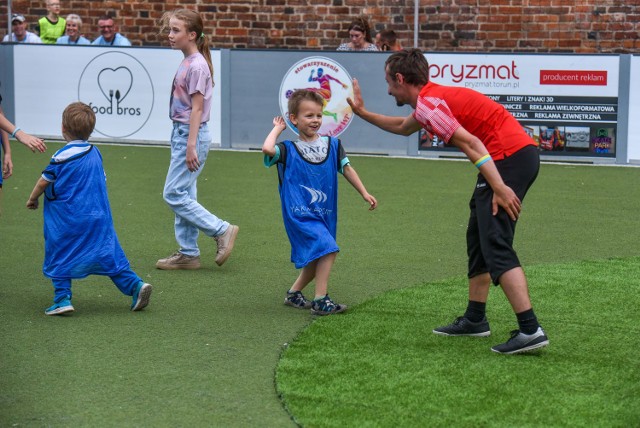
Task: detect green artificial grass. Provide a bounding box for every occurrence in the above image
[276,258,640,427]
[1,142,639,426]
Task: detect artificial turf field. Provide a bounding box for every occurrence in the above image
[1,142,639,426]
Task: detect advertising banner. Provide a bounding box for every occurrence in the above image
[419,54,619,157]
[12,45,222,145]
[278,56,354,137]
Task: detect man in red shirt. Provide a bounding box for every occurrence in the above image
[348,49,548,354]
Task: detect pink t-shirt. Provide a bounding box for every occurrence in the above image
[169,52,212,124]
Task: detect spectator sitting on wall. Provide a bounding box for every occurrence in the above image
[56,14,90,45]
[92,15,131,46]
[375,29,402,52]
[337,16,378,52]
[37,0,66,44]
[2,14,43,43]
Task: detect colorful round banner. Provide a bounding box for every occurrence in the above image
[279,56,354,137]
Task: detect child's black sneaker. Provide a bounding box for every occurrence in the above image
[284,290,312,309]
[310,294,347,316]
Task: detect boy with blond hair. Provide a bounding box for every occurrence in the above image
[263,90,377,315]
[27,102,152,315]
[38,0,66,44]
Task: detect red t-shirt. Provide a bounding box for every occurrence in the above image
[413,82,535,159]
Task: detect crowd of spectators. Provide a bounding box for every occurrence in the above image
[2,9,130,46]
[3,8,397,51]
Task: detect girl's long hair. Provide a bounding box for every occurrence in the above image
[160,9,214,86]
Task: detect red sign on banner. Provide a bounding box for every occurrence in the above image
[540,70,607,86]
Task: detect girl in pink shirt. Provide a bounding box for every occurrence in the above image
[156,9,238,271]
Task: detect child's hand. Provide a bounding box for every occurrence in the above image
[26,198,39,210]
[273,116,286,130]
[363,193,377,211]
[186,145,200,172]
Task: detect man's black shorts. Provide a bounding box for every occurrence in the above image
[466,145,540,285]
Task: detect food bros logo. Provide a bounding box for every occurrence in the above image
[279,56,354,137]
[78,52,154,138]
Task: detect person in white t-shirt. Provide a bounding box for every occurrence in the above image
[2,14,42,44]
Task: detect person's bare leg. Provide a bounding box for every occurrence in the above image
[469,272,491,303]
[498,267,532,313]
[313,252,337,298]
[290,260,317,292]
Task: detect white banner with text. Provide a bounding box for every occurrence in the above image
[12,45,222,145]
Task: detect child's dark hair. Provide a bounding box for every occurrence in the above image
[160,9,214,86]
[62,102,95,141]
[385,48,430,86]
[348,16,374,43]
[287,90,324,117]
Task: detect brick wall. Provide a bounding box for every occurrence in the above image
[2,0,639,53]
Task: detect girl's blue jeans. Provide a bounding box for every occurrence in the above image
[163,122,229,256]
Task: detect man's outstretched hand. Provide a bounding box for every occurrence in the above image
[346,78,365,116]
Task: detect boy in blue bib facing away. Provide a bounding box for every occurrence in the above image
[27,102,152,316]
[263,90,377,315]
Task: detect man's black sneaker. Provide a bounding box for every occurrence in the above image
[432,316,491,337]
[310,295,347,316]
[491,327,549,354]
[284,291,312,309]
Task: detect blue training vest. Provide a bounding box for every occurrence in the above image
[277,137,340,268]
[42,144,130,279]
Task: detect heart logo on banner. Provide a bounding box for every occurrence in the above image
[78,51,155,138]
[97,66,133,104]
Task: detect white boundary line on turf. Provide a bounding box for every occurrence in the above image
[38,139,640,168]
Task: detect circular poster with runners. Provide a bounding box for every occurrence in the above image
[279,56,354,137]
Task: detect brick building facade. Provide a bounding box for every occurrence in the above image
[1,0,639,53]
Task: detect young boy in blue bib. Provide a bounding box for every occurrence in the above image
[262,90,377,315]
[27,102,152,315]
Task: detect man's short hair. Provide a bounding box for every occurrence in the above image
[378,29,397,46]
[287,90,324,117]
[385,48,430,86]
[62,102,96,141]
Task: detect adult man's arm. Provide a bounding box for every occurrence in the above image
[347,78,422,136]
[449,126,522,221]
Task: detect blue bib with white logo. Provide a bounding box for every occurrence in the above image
[278,137,339,268]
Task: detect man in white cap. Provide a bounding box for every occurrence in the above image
[2,14,43,43]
